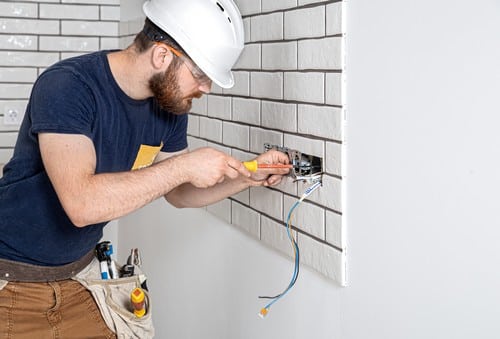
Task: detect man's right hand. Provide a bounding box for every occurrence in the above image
[175,147,252,188]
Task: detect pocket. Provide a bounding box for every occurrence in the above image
[72,259,154,339]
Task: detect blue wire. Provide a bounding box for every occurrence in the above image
[263,200,301,310]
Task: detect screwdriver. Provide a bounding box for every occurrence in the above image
[243,160,293,173]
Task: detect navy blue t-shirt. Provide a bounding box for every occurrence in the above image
[0,50,188,266]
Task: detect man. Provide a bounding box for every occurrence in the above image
[0,0,290,337]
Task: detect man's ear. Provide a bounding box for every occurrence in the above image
[151,43,173,70]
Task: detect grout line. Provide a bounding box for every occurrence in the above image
[242,0,342,19]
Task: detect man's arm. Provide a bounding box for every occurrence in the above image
[39,133,251,227]
[158,149,291,208]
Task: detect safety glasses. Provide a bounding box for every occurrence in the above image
[156,42,212,86]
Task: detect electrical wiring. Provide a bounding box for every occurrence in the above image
[258,181,322,318]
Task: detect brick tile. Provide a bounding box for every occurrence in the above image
[207,95,231,120]
[251,13,283,42]
[199,116,222,143]
[187,115,200,137]
[207,199,231,224]
[297,104,342,140]
[327,2,344,35]
[40,36,99,52]
[284,72,324,103]
[261,215,296,258]
[284,134,324,159]
[0,35,37,51]
[233,0,261,16]
[298,37,343,70]
[62,21,119,37]
[262,42,297,70]
[100,6,120,21]
[206,141,231,155]
[0,2,37,18]
[299,174,341,212]
[187,136,207,151]
[0,68,37,83]
[231,189,250,205]
[326,210,343,249]
[223,71,250,96]
[284,6,325,39]
[298,234,345,283]
[250,72,283,100]
[284,195,325,239]
[234,43,261,69]
[223,122,250,151]
[250,127,283,153]
[262,0,297,12]
[326,72,344,106]
[250,186,283,221]
[40,4,99,20]
[232,201,260,238]
[0,84,32,99]
[190,96,207,116]
[233,97,261,125]
[325,141,342,176]
[262,101,297,132]
[0,18,59,35]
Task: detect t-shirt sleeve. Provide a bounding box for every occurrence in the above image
[161,113,188,153]
[29,68,95,139]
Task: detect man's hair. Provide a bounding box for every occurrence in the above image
[133,18,187,56]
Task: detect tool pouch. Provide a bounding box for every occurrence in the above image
[72,258,154,339]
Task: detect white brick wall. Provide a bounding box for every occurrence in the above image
[0,0,121,172]
[193,0,347,284]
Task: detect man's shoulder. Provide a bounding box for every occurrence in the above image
[55,50,104,71]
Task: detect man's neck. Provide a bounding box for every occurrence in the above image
[107,48,153,100]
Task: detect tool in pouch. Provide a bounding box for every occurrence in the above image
[72,242,154,339]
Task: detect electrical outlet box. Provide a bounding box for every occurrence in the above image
[264,143,323,183]
[3,108,22,126]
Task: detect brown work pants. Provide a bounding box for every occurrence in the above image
[0,279,116,339]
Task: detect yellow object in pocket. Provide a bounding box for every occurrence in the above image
[131,287,146,318]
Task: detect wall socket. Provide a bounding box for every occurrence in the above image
[264,143,323,183]
[3,108,22,126]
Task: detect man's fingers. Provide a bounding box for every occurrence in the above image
[227,159,251,177]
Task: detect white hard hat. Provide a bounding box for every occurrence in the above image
[143,0,245,89]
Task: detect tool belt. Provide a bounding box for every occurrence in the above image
[0,250,95,282]
[73,258,154,339]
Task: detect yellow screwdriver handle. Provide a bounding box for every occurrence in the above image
[243,160,258,172]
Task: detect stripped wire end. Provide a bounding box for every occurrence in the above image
[258,307,269,318]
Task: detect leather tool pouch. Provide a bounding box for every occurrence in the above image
[72,258,154,339]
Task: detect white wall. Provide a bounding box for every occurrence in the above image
[118,0,500,338]
[343,0,500,338]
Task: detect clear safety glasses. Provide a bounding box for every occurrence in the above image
[156,42,212,87]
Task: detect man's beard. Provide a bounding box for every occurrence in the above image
[148,58,201,115]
